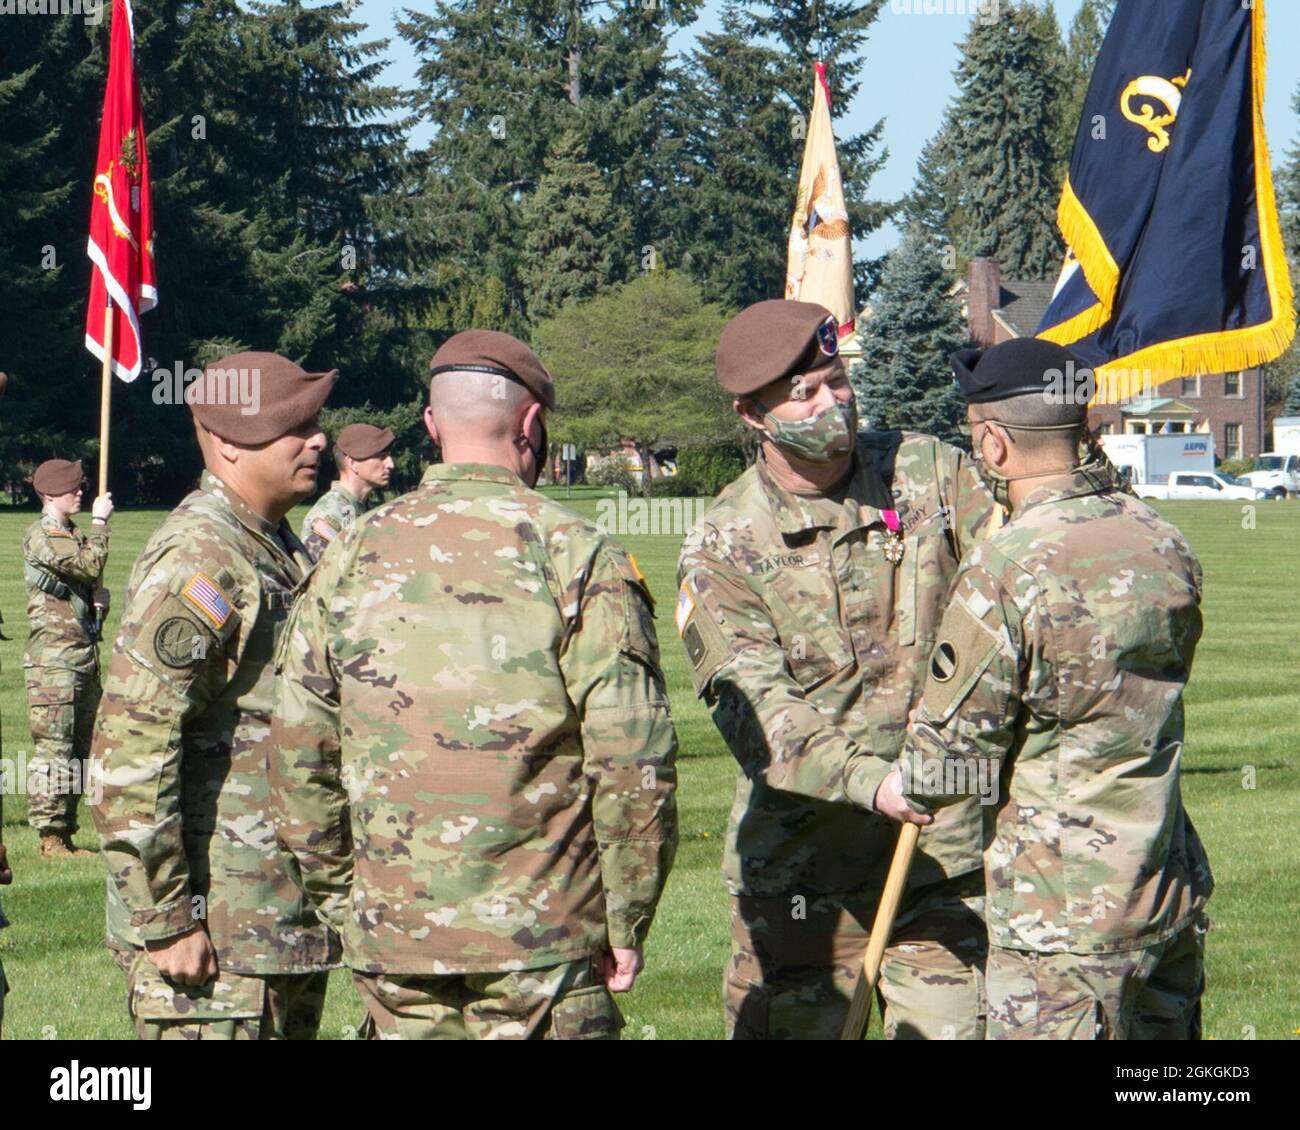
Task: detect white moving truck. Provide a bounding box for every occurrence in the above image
[1273,417,1300,456]
[1100,433,1215,487]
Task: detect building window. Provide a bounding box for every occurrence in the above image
[1179,375,1201,398]
[1224,423,1241,460]
[1224,372,1241,397]
[1097,422,1113,435]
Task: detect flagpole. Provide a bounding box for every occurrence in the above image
[98,294,113,495]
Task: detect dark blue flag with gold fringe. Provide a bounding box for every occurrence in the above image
[1037,0,1294,403]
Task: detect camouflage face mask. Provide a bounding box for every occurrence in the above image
[763,399,857,464]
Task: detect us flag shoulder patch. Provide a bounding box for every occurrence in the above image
[181,572,233,630]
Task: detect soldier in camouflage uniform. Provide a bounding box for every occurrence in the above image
[23,457,114,858]
[90,351,341,1040]
[271,330,678,1040]
[877,338,1213,1040]
[676,300,998,1040]
[300,422,395,561]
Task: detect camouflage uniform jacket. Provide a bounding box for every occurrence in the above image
[901,466,1214,954]
[300,481,363,562]
[90,471,339,975]
[22,513,108,672]
[270,461,679,975]
[676,431,998,898]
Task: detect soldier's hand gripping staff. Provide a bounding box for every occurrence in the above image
[676,300,999,1040]
[878,339,1213,1040]
[23,457,113,858]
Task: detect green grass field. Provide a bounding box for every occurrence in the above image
[0,493,1296,1040]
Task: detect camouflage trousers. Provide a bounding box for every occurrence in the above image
[352,955,624,1040]
[24,666,100,835]
[986,913,1208,1040]
[725,871,987,1040]
[113,947,329,1040]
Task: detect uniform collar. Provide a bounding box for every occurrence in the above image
[41,511,74,532]
[422,462,525,488]
[200,470,301,555]
[1014,462,1117,516]
[331,480,363,507]
[757,439,896,539]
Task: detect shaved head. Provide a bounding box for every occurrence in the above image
[428,369,535,444]
[970,393,1086,460]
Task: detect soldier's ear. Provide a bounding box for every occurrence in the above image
[423,405,440,447]
[734,397,766,433]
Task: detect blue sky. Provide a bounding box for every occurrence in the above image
[356,0,1300,259]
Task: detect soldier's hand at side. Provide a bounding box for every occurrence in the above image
[0,842,11,885]
[92,493,114,523]
[145,926,219,986]
[601,946,643,993]
[873,766,932,826]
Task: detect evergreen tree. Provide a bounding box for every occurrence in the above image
[397,1,696,327]
[668,1,797,308]
[939,1,1064,279]
[901,128,956,247]
[850,224,966,446]
[1265,80,1299,414]
[1285,375,1300,416]
[1060,0,1117,169]
[1034,0,1071,177]
[0,14,102,486]
[520,129,630,322]
[672,0,890,310]
[1280,79,1300,261]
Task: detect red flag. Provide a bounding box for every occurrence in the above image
[85,0,157,383]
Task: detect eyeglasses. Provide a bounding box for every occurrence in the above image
[956,421,1013,442]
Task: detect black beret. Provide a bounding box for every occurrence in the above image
[951,338,1085,404]
[716,300,841,395]
[429,330,556,410]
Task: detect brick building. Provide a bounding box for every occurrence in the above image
[964,258,1266,462]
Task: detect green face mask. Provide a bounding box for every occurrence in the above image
[763,399,858,464]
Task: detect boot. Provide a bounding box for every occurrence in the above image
[39,832,73,858]
[39,832,95,859]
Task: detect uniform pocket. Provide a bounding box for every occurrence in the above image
[896,534,949,648]
[128,951,265,1021]
[764,569,853,691]
[25,667,77,707]
[546,983,624,1040]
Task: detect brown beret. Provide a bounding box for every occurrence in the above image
[429,330,556,410]
[33,459,84,496]
[716,299,841,395]
[335,423,395,461]
[190,351,336,445]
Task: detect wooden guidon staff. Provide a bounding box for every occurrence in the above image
[840,821,921,1040]
[98,296,113,495]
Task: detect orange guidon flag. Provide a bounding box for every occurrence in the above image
[85,0,157,383]
[785,61,855,338]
